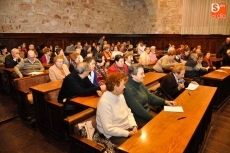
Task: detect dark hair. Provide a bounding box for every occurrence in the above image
[203,51,210,57]
[114,54,124,62]
[95,53,104,63]
[55,47,63,55]
[128,64,143,78]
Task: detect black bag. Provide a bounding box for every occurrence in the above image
[154,87,173,100]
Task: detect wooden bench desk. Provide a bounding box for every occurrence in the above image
[71,96,100,109]
[210,57,222,69]
[14,73,50,122]
[220,67,230,74]
[119,85,217,153]
[0,63,4,91]
[30,80,63,133]
[3,68,17,98]
[42,63,53,70]
[70,74,166,109]
[143,72,166,88]
[201,70,230,109]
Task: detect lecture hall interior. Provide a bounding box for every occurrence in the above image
[0,0,230,153]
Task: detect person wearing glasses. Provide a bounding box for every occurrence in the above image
[14,50,44,78]
[123,64,176,128]
[48,54,70,82]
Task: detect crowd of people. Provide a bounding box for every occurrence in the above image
[0,36,230,147]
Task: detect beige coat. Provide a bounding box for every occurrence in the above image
[49,64,70,82]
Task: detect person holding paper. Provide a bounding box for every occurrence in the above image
[96,72,137,146]
[124,64,176,128]
[160,63,197,99]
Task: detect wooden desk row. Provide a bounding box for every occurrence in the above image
[71,72,166,109]
[119,85,217,153]
[201,67,230,109]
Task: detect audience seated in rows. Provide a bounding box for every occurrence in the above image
[180,45,190,61]
[40,47,52,64]
[222,49,230,66]
[216,37,230,58]
[65,42,76,54]
[149,46,158,65]
[0,45,10,63]
[123,64,176,128]
[108,54,128,75]
[185,53,206,84]
[83,56,99,86]
[95,53,108,85]
[124,52,133,67]
[160,63,197,99]
[54,48,69,65]
[48,54,70,82]
[153,47,177,72]
[69,52,83,72]
[112,45,123,58]
[58,62,106,116]
[103,46,113,60]
[14,50,44,78]
[202,51,216,71]
[5,48,22,68]
[174,48,186,64]
[137,41,146,55]
[96,72,138,146]
[139,47,150,65]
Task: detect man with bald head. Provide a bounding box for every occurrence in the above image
[216,37,230,58]
[14,50,44,78]
[5,48,22,68]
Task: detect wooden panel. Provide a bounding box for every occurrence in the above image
[0,33,229,54]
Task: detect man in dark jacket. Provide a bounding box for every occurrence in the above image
[216,37,230,58]
[5,48,22,68]
[58,62,106,102]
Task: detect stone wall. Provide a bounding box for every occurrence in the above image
[0,0,182,34]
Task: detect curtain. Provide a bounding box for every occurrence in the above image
[181,0,230,34]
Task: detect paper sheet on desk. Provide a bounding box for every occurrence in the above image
[164,106,184,112]
[28,72,44,75]
[221,66,230,69]
[215,69,226,72]
[185,83,199,90]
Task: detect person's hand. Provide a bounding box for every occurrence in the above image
[129,130,136,136]
[100,85,106,92]
[132,126,138,134]
[213,66,216,70]
[14,54,21,60]
[178,83,185,90]
[165,100,177,106]
[96,90,103,97]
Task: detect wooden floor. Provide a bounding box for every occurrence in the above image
[0,93,69,153]
[201,97,230,153]
[0,93,230,153]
